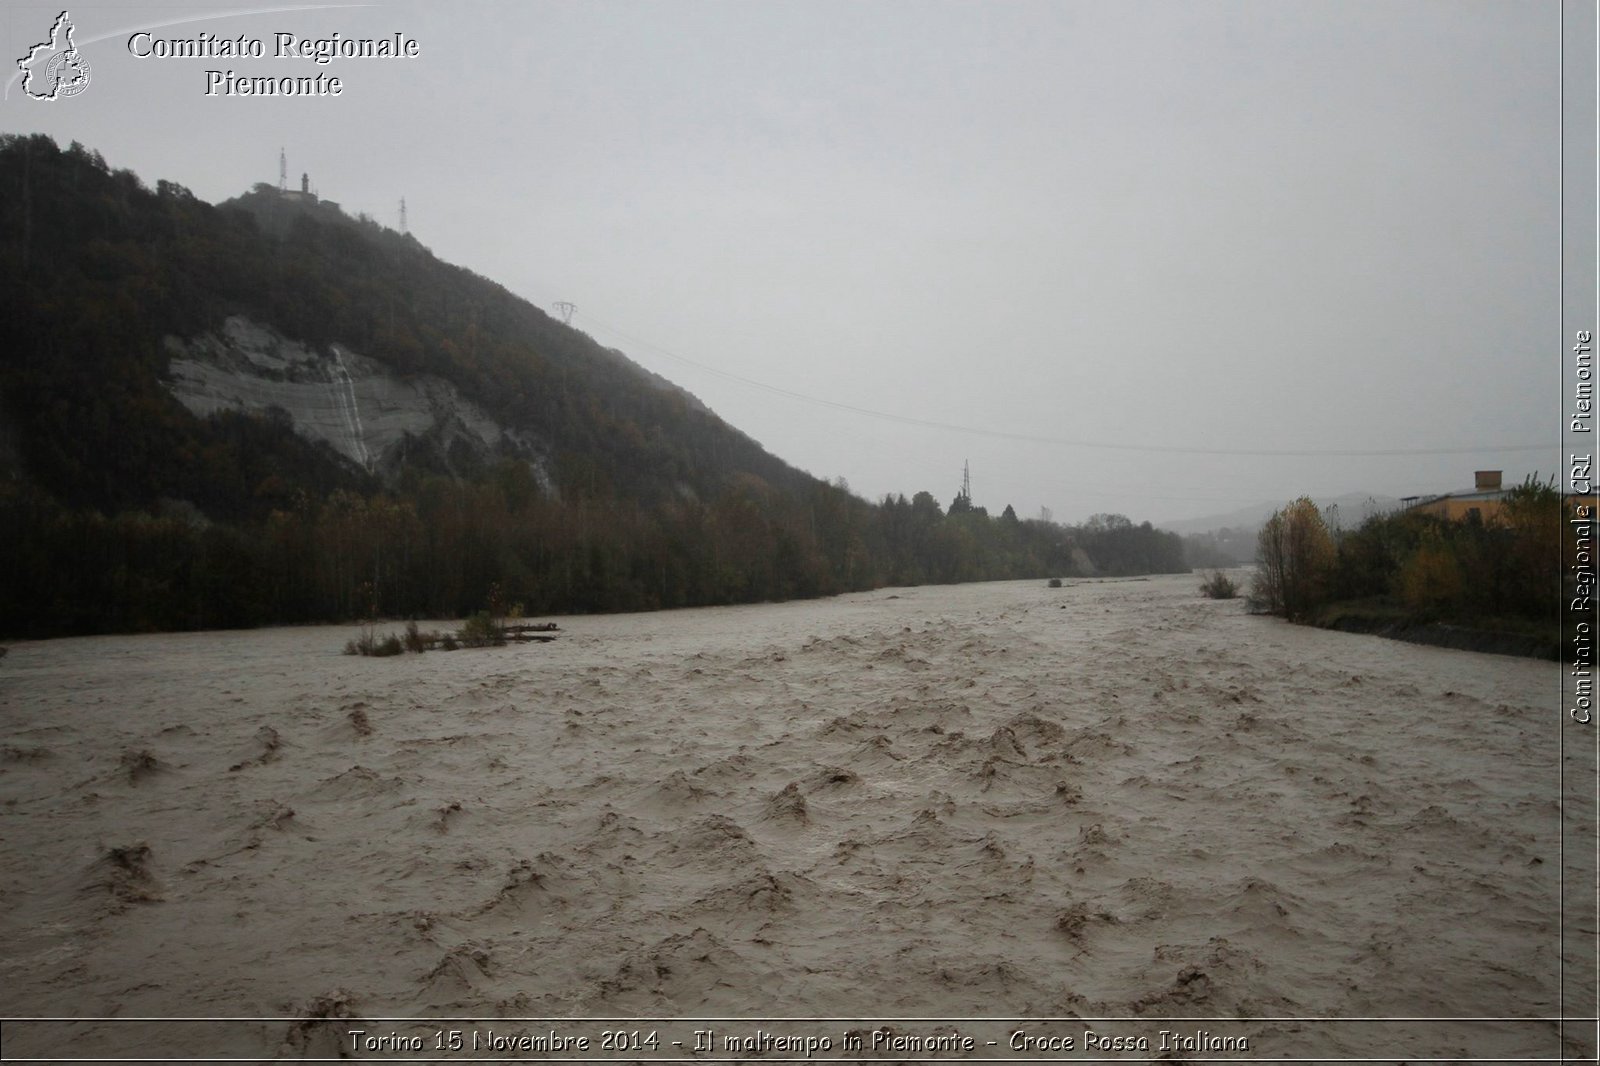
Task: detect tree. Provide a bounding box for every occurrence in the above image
[1497,475,1564,619]
[1252,497,1334,620]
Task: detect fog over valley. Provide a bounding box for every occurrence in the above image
[3,0,1560,527]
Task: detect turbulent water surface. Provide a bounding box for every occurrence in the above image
[0,573,1588,1060]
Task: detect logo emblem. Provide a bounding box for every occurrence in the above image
[17,11,91,100]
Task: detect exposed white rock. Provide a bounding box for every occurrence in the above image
[164,316,553,492]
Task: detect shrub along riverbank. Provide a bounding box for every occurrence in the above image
[1250,479,1583,661]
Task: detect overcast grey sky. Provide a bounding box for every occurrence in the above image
[3,0,1571,525]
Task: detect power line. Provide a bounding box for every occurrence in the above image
[577,314,1550,459]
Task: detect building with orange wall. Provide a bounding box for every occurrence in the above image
[1404,470,1596,525]
[1405,471,1515,524]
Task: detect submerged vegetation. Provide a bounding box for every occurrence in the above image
[1251,479,1582,659]
[344,615,522,656]
[1198,570,1239,600]
[343,584,558,655]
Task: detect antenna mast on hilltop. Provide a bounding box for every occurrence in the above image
[278,148,287,192]
[399,197,408,235]
[961,460,972,504]
[554,301,576,325]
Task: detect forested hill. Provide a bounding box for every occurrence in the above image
[0,136,1185,637]
[2,135,802,515]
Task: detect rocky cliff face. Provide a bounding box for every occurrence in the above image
[164,316,554,491]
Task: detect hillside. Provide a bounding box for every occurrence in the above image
[0,139,807,519]
[0,136,1186,636]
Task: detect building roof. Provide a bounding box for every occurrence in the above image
[1403,487,1515,513]
[1428,488,1515,503]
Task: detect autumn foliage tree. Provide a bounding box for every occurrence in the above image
[1252,497,1335,620]
[1256,477,1571,656]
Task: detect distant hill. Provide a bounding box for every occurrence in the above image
[1158,493,1403,537]
[1159,493,1404,569]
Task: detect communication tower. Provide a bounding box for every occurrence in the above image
[961,460,972,504]
[399,197,408,235]
[554,301,576,325]
[278,148,287,192]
